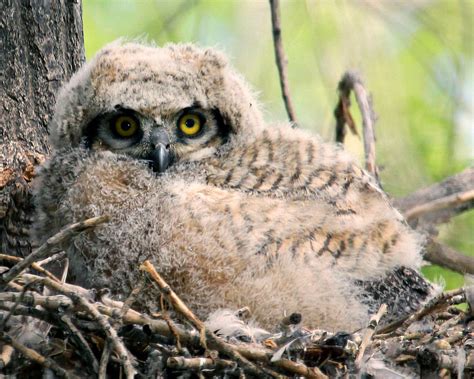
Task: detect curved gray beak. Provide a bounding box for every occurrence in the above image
[149,144,170,173]
[149,129,171,173]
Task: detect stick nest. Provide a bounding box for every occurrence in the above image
[0,252,472,378]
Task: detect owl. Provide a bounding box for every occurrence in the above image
[33,41,432,332]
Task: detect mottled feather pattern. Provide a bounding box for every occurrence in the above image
[34,41,432,332]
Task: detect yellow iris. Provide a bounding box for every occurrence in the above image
[178,113,202,136]
[114,115,138,137]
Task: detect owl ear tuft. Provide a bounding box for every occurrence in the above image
[201,48,228,70]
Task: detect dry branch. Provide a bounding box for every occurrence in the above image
[0,264,471,377]
[355,303,387,369]
[402,288,466,328]
[0,216,109,285]
[335,72,379,181]
[395,167,474,225]
[141,260,277,378]
[404,189,474,221]
[167,356,237,371]
[61,314,99,374]
[33,276,136,378]
[0,331,69,378]
[424,237,474,275]
[0,254,60,282]
[98,339,112,379]
[269,0,299,126]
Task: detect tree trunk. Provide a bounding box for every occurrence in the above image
[0,0,85,258]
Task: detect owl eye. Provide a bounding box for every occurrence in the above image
[178,113,203,136]
[113,115,139,138]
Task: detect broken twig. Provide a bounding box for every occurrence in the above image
[0,216,109,285]
[0,331,69,378]
[355,303,387,369]
[336,71,379,181]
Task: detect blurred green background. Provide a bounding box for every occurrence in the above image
[83,0,473,289]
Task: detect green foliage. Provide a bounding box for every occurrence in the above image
[83,0,473,288]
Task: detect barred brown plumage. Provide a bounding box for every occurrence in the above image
[33,40,433,332]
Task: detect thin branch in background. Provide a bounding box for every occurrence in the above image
[0,215,109,285]
[404,189,474,221]
[269,0,299,127]
[424,237,474,275]
[395,168,474,226]
[336,71,379,181]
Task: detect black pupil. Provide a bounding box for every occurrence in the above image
[185,118,195,128]
[121,120,132,131]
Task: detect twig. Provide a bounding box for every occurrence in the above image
[269,0,299,126]
[0,292,72,310]
[336,72,379,181]
[158,293,183,351]
[0,331,69,378]
[0,215,109,285]
[424,237,474,275]
[34,276,136,378]
[355,303,387,369]
[0,253,60,282]
[0,344,14,369]
[61,314,99,374]
[99,338,112,379]
[119,281,144,322]
[36,251,67,267]
[402,288,465,329]
[334,81,358,143]
[272,359,328,379]
[0,284,31,330]
[167,356,237,371]
[140,261,204,331]
[394,168,474,225]
[140,260,278,378]
[404,189,474,221]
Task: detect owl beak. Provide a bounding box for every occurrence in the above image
[150,144,170,173]
[149,129,171,173]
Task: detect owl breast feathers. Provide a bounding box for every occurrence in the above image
[34,41,432,331]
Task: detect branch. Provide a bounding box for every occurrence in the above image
[0,331,69,378]
[404,189,474,221]
[355,304,387,370]
[0,254,60,282]
[334,80,358,143]
[395,168,474,225]
[141,260,328,378]
[335,72,379,181]
[167,356,236,371]
[424,238,474,275]
[34,276,136,378]
[269,0,299,126]
[0,216,109,285]
[140,261,277,378]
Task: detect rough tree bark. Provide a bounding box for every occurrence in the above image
[0,0,84,258]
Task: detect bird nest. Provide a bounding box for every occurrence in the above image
[0,217,472,378]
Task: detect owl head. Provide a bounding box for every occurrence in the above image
[50,40,264,171]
